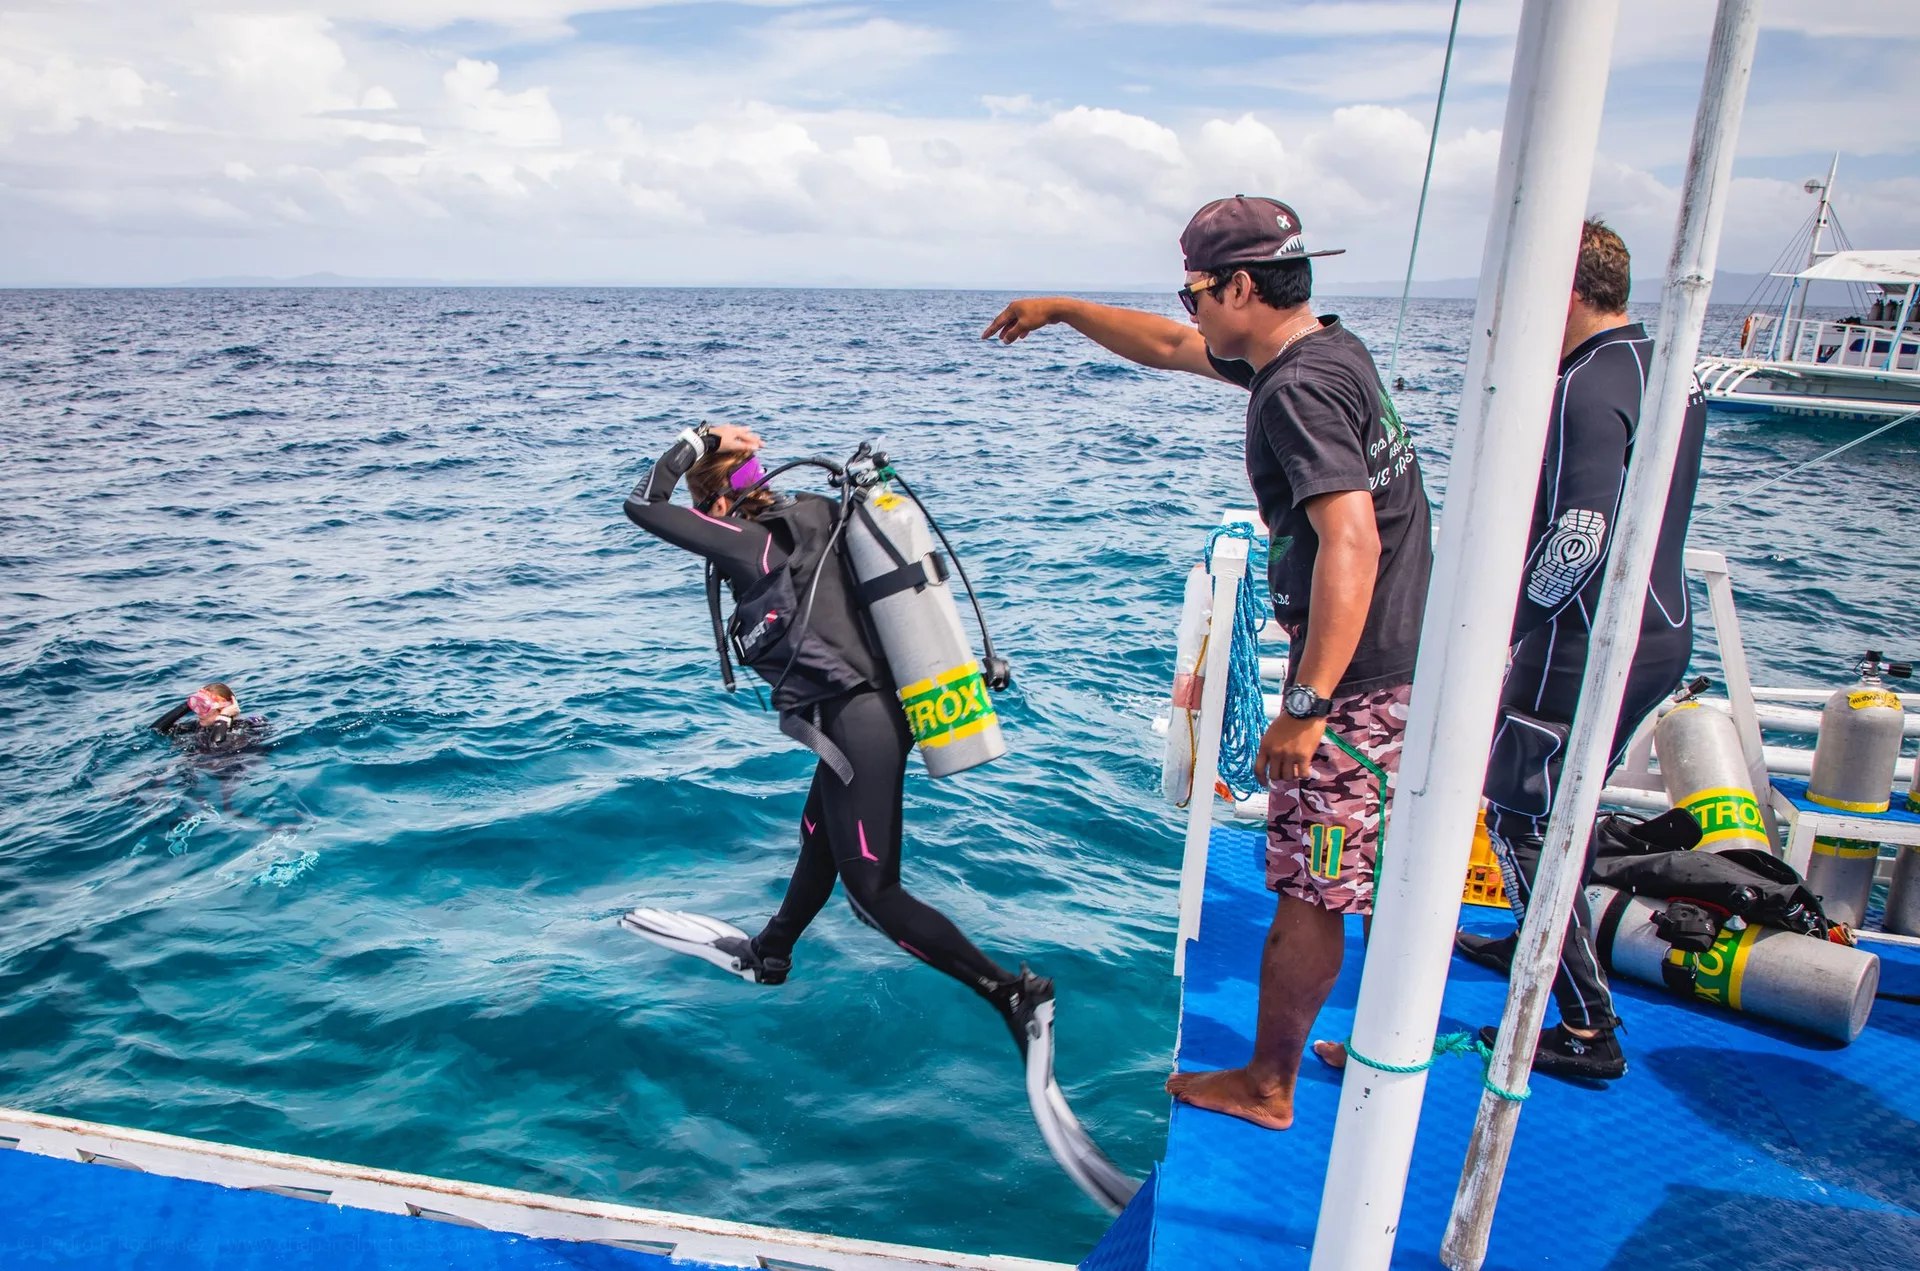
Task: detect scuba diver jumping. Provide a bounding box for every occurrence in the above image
[620,422,1134,1213]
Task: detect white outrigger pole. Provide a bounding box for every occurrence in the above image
[1440,3,1762,1267]
[1307,2,1622,1267]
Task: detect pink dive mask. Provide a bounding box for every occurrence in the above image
[728,455,767,493]
[187,690,232,723]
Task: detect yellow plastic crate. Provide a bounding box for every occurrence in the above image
[1462,810,1510,909]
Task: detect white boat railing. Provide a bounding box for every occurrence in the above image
[0,1107,1071,1271]
[1743,312,1920,372]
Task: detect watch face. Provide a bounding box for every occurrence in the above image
[1285,685,1315,716]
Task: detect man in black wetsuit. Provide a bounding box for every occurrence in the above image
[1458,219,1709,1081]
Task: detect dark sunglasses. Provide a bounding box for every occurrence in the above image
[1177,275,1224,316]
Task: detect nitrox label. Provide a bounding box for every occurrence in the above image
[899,663,996,748]
[1666,922,1757,1010]
[1681,786,1769,848]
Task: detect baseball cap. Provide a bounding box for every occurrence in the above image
[1180,196,1346,271]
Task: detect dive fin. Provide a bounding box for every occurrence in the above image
[619,908,788,985]
[1019,995,1141,1214]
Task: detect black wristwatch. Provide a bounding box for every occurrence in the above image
[1282,684,1333,719]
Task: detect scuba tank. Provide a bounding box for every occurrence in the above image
[1655,678,1771,853]
[1890,783,1920,937]
[1161,564,1213,804]
[1587,882,1878,1043]
[1804,651,1910,926]
[838,446,1011,779]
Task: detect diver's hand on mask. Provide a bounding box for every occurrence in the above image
[708,424,764,456]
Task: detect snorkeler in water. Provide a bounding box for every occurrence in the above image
[151,682,264,752]
[620,422,1134,1212]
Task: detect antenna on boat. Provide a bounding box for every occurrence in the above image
[1787,152,1840,336]
[1440,2,1763,1268]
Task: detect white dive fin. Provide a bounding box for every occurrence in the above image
[620,908,763,983]
[1020,998,1141,1214]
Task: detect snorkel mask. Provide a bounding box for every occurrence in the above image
[702,454,768,515]
[728,455,767,495]
[187,689,233,724]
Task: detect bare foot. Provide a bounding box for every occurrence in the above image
[1312,1040,1347,1070]
[1165,1067,1295,1131]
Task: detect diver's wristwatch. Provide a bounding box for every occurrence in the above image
[1282,684,1333,719]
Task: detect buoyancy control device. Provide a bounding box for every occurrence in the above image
[1803,651,1910,926]
[706,442,1011,779]
[1585,808,1877,1043]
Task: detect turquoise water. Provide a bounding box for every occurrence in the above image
[2,288,1916,1262]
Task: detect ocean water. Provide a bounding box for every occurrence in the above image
[2,287,1916,1262]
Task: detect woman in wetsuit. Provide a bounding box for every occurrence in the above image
[620,423,1048,1045]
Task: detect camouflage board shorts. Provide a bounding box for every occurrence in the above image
[1267,681,1412,915]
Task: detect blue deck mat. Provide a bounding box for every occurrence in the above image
[1147,825,1920,1270]
[0,1148,726,1271]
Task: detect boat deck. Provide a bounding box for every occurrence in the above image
[1084,824,1920,1270]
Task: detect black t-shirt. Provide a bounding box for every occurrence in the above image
[1209,318,1433,693]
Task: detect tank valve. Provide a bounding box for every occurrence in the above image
[983,656,1013,692]
[1673,676,1711,703]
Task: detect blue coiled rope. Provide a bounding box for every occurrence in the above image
[1203,524,1269,801]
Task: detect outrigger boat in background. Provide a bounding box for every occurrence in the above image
[1697,158,1920,421]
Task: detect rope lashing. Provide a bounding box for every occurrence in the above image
[1386,0,1465,386]
[1202,523,1269,801]
[1342,1031,1531,1103]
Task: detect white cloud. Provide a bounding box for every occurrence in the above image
[0,0,1915,287]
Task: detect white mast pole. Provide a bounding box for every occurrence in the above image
[1439,3,1762,1269]
[1306,2,1620,1267]
[1788,153,1839,344]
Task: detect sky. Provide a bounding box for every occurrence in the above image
[1,0,1916,289]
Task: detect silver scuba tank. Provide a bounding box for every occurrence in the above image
[1655,687,1771,854]
[1889,784,1920,936]
[841,455,1007,778]
[1804,651,1909,926]
[1587,883,1878,1043]
[1808,652,1906,813]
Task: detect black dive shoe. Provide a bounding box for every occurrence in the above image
[1478,1023,1626,1081]
[723,937,790,986]
[996,967,1056,1059]
[1454,930,1517,976]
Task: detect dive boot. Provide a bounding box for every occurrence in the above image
[1454,930,1517,976]
[1478,1023,1626,1081]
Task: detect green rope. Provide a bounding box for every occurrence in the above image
[1341,1031,1531,1102]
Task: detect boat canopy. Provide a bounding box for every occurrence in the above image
[1776,249,1920,287]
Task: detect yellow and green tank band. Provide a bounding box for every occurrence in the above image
[898,662,997,748]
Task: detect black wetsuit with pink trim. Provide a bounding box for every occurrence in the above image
[624,436,1017,1002]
